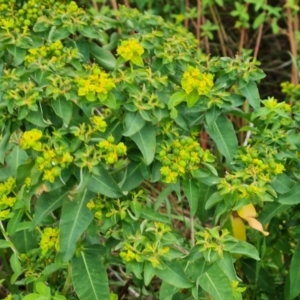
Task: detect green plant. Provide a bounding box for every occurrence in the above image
[1,1,300,300]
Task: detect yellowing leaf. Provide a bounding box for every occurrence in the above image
[236,204,269,236]
[230,215,246,241]
[237,204,257,219]
[245,217,269,236]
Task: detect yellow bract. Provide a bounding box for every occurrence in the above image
[181,65,214,96]
[20,128,43,151]
[117,39,144,61]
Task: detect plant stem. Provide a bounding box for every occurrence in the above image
[61,264,72,296]
[286,1,299,85]
[196,0,202,48]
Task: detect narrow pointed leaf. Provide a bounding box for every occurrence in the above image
[87,165,123,198]
[239,80,260,110]
[60,189,94,262]
[72,251,110,300]
[183,178,199,216]
[89,41,116,70]
[205,114,238,164]
[198,264,235,300]
[279,183,300,205]
[155,260,193,288]
[289,242,300,300]
[130,122,156,165]
[32,188,69,227]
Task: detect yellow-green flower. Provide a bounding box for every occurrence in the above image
[0,209,10,219]
[39,227,60,255]
[181,65,214,95]
[20,128,43,151]
[274,163,285,174]
[117,39,144,65]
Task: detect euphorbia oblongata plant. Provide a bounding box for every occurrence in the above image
[1,1,300,299]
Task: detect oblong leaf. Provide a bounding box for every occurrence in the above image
[279,183,300,205]
[198,264,235,300]
[72,251,110,300]
[183,178,199,216]
[239,80,260,110]
[155,260,193,289]
[289,242,300,300]
[123,112,146,137]
[60,189,94,262]
[89,41,116,70]
[205,114,238,164]
[130,122,156,165]
[32,188,69,227]
[87,165,123,198]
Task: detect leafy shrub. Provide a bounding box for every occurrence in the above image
[1,1,300,300]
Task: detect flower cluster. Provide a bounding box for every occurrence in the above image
[39,227,60,256]
[76,65,115,102]
[119,222,171,268]
[20,128,43,151]
[218,146,285,202]
[0,177,16,220]
[36,146,73,183]
[117,39,144,63]
[87,197,129,223]
[0,0,41,32]
[24,40,78,67]
[181,65,214,95]
[196,228,235,262]
[158,137,215,183]
[98,136,127,164]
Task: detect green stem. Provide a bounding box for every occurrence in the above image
[61,263,72,296]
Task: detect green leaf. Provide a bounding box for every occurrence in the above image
[51,27,70,41]
[271,173,295,194]
[121,162,144,192]
[11,229,38,253]
[205,114,238,164]
[130,122,156,165]
[87,165,123,198]
[144,261,156,286]
[32,188,69,227]
[36,282,51,297]
[230,241,260,260]
[279,183,300,205]
[186,90,200,108]
[52,98,73,127]
[26,110,50,127]
[60,189,94,262]
[0,133,10,164]
[141,207,170,224]
[288,242,300,300]
[72,251,110,300]
[7,45,26,66]
[239,80,260,110]
[198,263,235,300]
[205,106,222,128]
[78,26,101,39]
[22,294,45,300]
[168,91,186,109]
[155,260,193,288]
[66,39,89,63]
[89,41,116,70]
[258,202,290,225]
[8,146,28,175]
[182,178,199,216]
[123,112,146,137]
[7,209,24,236]
[159,281,179,300]
[0,239,11,248]
[10,252,22,283]
[205,191,223,209]
[216,252,240,281]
